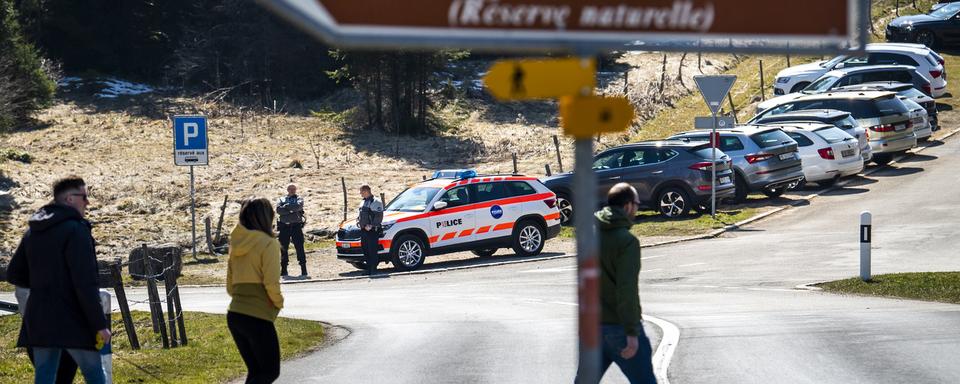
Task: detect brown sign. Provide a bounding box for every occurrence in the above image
[258,0,866,53]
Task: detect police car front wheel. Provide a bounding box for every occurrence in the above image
[512,220,545,257]
[391,234,426,271]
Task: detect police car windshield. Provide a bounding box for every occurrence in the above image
[387,187,441,212]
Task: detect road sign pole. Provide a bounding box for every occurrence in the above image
[860,211,872,282]
[190,165,197,260]
[573,137,600,384]
[711,114,717,219]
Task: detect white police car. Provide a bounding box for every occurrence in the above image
[335,170,562,271]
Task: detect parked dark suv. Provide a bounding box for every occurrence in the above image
[541,140,735,222]
[834,82,939,131]
[670,126,804,203]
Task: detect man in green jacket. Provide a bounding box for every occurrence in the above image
[595,183,656,383]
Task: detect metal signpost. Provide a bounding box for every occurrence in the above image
[173,116,209,260]
[693,75,736,219]
[254,1,868,382]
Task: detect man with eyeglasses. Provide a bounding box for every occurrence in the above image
[577,182,657,383]
[7,176,111,384]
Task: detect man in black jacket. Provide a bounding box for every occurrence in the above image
[276,184,307,277]
[7,176,111,384]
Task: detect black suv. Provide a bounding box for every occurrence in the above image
[541,141,735,222]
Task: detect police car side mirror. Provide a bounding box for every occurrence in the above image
[433,201,448,211]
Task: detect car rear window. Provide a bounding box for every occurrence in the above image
[926,54,939,67]
[690,147,728,160]
[750,129,794,148]
[786,132,814,147]
[814,127,850,144]
[874,96,910,116]
[899,87,926,99]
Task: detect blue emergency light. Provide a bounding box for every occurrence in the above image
[433,169,478,179]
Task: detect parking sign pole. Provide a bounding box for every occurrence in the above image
[711,114,717,219]
[190,165,197,260]
[573,137,600,384]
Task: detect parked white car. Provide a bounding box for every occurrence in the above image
[901,97,933,141]
[778,123,864,187]
[774,43,946,98]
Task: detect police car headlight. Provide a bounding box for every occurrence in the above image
[776,77,790,84]
[381,223,395,231]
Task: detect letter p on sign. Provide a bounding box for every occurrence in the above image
[183,122,199,146]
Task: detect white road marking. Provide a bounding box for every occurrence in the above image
[642,268,663,273]
[641,255,666,260]
[678,262,706,268]
[644,314,679,384]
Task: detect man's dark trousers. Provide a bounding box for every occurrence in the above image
[278,223,306,274]
[360,229,379,275]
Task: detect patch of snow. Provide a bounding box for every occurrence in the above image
[94,78,155,99]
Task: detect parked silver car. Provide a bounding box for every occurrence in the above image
[669,126,805,203]
[749,109,873,163]
[752,91,917,165]
[541,140,735,222]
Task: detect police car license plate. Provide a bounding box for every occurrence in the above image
[719,176,731,184]
[779,153,794,161]
[842,149,855,158]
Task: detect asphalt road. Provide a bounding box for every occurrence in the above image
[4,136,959,383]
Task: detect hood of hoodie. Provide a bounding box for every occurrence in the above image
[28,204,87,233]
[230,224,275,259]
[595,206,634,231]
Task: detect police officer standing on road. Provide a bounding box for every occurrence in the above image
[276,184,307,278]
[358,185,384,276]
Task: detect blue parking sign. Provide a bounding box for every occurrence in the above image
[173,116,208,166]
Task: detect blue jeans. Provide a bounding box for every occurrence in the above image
[600,324,657,384]
[33,348,104,384]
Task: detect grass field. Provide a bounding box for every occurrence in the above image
[0,311,326,384]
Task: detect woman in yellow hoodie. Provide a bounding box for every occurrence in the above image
[227,198,284,383]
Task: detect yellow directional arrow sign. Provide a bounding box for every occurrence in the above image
[483,58,596,101]
[559,96,635,139]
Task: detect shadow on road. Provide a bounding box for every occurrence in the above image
[872,166,924,177]
[899,154,938,163]
[821,187,870,196]
[843,176,879,187]
[337,251,568,277]
[918,139,945,149]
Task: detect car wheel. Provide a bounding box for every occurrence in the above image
[763,187,786,198]
[734,174,750,203]
[789,82,810,93]
[658,187,691,218]
[915,30,936,48]
[512,220,545,257]
[556,193,574,226]
[872,154,892,166]
[390,234,426,271]
[471,249,497,258]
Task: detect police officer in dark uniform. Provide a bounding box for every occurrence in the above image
[277,184,307,277]
[357,185,384,276]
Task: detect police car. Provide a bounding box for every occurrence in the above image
[335,170,563,271]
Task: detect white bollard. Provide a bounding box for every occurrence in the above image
[860,211,872,282]
[99,289,113,384]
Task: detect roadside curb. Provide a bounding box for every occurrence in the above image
[179,128,960,288]
[795,281,827,291]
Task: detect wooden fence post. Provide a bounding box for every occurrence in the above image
[341,177,348,222]
[759,59,765,101]
[545,164,552,176]
[728,94,739,124]
[144,249,170,349]
[553,135,564,173]
[512,153,518,174]
[111,261,139,350]
[214,195,228,244]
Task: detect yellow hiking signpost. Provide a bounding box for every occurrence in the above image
[560,95,635,139]
[482,57,634,137]
[483,58,596,101]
